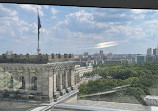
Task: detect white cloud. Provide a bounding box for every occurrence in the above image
[0,4,38,38]
[55,10,108,35]
[67,10,93,22]
[50,8,58,19]
[0,4,38,54]
[19,4,44,16]
[51,8,58,15]
[55,9,147,41]
[43,5,49,9]
[131,9,146,14]
[0,4,17,18]
[131,9,158,14]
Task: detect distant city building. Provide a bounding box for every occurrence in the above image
[146,55,154,62]
[5,50,13,55]
[156,48,158,55]
[84,52,88,56]
[100,50,103,55]
[83,52,88,58]
[145,46,158,62]
[75,63,93,77]
[153,49,156,55]
[153,48,158,55]
[152,55,158,62]
[90,60,95,64]
[81,74,102,84]
[147,48,152,56]
[135,54,146,63]
[74,55,79,59]
[107,52,113,60]
[104,60,122,64]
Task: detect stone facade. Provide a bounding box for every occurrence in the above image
[0,61,79,102]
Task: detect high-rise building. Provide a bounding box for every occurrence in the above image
[83,52,88,58]
[100,50,103,55]
[156,48,158,55]
[135,54,146,63]
[84,52,88,56]
[153,49,156,55]
[153,47,158,55]
[147,48,152,56]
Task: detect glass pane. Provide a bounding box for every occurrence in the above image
[0,3,158,111]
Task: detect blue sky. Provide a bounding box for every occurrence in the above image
[0,3,158,55]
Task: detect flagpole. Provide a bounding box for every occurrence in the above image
[37,8,40,55]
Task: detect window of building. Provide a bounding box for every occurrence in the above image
[9,76,13,88]
[19,76,25,89]
[31,76,37,90]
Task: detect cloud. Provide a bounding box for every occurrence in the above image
[55,10,107,34]
[1,4,158,54]
[43,5,49,9]
[25,8,158,53]
[92,8,132,23]
[0,4,40,54]
[131,9,158,14]
[51,8,58,15]
[50,8,58,19]
[19,4,44,16]
[0,4,17,18]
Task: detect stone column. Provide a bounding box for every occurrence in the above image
[12,70,19,91]
[64,70,68,89]
[62,70,65,89]
[68,69,71,87]
[49,76,53,102]
[53,71,57,93]
[41,69,49,96]
[75,75,77,85]
[56,73,59,91]
[53,70,60,99]
[48,70,54,102]
[77,74,80,84]
[57,70,62,91]
[59,70,63,91]
[36,68,42,93]
[24,69,30,92]
[71,68,75,87]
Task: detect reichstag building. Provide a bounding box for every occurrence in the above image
[0,54,80,102]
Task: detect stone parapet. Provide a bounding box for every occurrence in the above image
[0,90,49,101]
[0,53,74,64]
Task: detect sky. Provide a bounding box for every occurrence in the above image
[0,3,158,55]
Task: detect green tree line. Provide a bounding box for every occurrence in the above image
[79,62,158,104]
